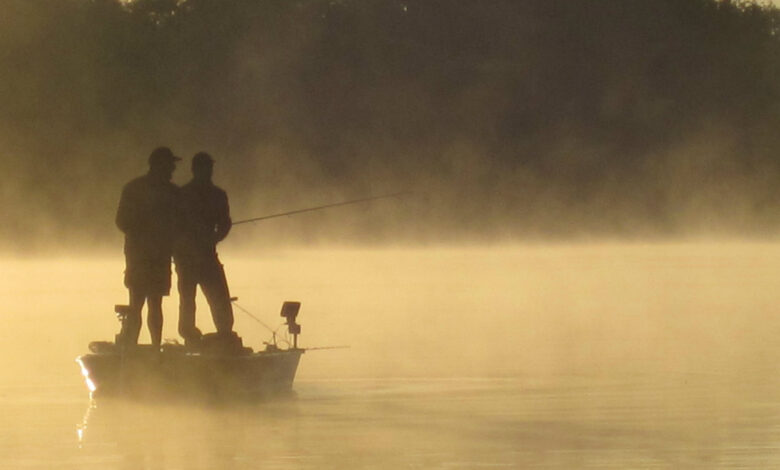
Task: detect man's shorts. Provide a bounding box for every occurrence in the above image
[124,254,172,297]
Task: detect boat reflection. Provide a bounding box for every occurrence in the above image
[75,391,304,468]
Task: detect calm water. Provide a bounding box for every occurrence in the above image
[1,243,779,468]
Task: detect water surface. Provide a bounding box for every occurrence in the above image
[1,243,778,468]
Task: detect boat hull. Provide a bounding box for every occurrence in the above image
[76,346,303,399]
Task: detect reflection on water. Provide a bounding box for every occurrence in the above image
[0,244,778,468]
[10,375,780,469]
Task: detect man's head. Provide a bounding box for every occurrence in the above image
[192,152,214,181]
[148,147,180,180]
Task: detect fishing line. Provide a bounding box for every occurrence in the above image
[231,299,293,347]
[231,300,276,333]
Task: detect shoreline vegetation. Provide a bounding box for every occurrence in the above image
[1,0,778,251]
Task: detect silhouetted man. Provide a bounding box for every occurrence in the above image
[174,152,234,345]
[115,147,180,348]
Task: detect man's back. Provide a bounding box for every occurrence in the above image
[175,180,231,262]
[117,174,179,260]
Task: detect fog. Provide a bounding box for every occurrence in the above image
[0,0,778,252]
[2,242,777,388]
[4,4,780,467]
[2,242,779,467]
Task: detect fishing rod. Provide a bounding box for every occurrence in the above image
[232,191,409,226]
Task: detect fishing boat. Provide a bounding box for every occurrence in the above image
[76,196,385,400]
[76,301,304,399]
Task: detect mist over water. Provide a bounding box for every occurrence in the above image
[5,243,778,384]
[1,0,780,468]
[1,244,779,467]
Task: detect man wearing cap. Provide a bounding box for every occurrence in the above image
[115,146,181,348]
[174,152,235,346]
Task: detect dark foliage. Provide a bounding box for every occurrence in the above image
[0,0,778,247]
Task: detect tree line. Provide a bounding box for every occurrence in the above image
[0,0,778,247]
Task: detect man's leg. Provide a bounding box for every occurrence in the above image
[200,261,234,335]
[177,267,202,343]
[147,295,163,347]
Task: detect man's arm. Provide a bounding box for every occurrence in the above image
[214,189,232,243]
[115,184,135,234]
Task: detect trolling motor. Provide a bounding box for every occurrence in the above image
[85,304,135,354]
[114,304,130,322]
[281,301,301,349]
[86,304,133,354]
[113,304,132,346]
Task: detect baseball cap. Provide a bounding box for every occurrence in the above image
[192,152,214,167]
[148,147,181,167]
